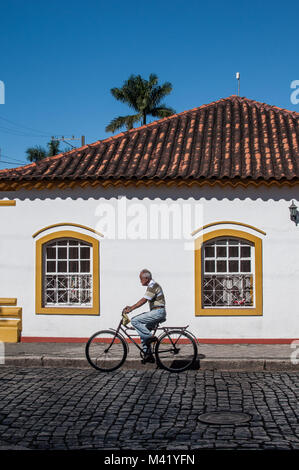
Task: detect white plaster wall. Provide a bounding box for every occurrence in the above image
[1,184,298,339]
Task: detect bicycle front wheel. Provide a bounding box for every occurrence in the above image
[85,330,127,372]
[155,330,198,372]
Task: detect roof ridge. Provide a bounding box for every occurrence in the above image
[86,95,299,147]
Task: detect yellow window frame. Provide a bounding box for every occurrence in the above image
[36,230,99,315]
[195,229,263,316]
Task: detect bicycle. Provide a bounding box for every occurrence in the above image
[85,312,199,373]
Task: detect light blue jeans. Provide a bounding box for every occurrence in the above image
[131,308,166,353]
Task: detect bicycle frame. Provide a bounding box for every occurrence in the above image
[85,315,199,373]
[108,317,194,357]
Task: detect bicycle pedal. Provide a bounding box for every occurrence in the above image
[143,355,155,364]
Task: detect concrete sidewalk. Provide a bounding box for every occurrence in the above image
[1,341,298,371]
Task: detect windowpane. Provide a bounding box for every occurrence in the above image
[57,275,68,289]
[69,247,78,259]
[80,247,90,259]
[216,246,227,257]
[57,290,68,303]
[205,260,215,272]
[58,247,67,259]
[205,245,215,257]
[229,260,239,272]
[46,247,56,259]
[217,260,227,272]
[46,261,56,272]
[240,260,251,272]
[57,261,67,273]
[81,276,92,289]
[81,290,91,303]
[241,246,251,257]
[229,246,238,258]
[46,291,55,303]
[80,260,90,273]
[69,261,79,273]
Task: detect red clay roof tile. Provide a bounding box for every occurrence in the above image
[0,95,298,187]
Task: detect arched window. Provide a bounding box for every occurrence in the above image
[203,237,254,307]
[195,229,262,316]
[44,238,92,307]
[35,231,99,315]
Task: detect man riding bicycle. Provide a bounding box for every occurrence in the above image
[123,269,166,363]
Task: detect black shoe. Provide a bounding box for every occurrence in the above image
[143,352,155,364]
[145,336,158,347]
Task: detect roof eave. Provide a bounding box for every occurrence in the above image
[0,176,298,192]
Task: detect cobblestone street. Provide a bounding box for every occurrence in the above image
[0,367,298,451]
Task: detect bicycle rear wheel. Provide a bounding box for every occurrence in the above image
[155,330,198,372]
[85,330,127,372]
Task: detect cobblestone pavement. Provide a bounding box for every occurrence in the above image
[0,367,298,451]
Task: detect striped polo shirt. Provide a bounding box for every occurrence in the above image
[144,279,166,310]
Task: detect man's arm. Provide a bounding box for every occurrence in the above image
[124,298,147,314]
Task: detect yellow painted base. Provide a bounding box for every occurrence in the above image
[0,298,17,306]
[0,321,21,342]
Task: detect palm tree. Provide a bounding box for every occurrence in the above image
[26,139,61,162]
[47,139,61,156]
[25,145,47,162]
[105,74,176,133]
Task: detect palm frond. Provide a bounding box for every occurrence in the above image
[110,75,145,111]
[105,113,142,133]
[150,82,173,108]
[150,106,176,119]
[148,74,158,87]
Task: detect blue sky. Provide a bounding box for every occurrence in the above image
[0,0,298,169]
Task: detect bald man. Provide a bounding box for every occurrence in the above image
[123,269,166,362]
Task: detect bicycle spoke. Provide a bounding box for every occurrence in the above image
[85,330,127,372]
[155,330,197,372]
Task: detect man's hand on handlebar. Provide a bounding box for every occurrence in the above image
[123,298,147,316]
[122,306,132,315]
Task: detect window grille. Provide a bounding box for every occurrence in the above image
[202,238,254,307]
[43,239,92,307]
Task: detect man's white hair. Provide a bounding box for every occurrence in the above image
[140,269,152,280]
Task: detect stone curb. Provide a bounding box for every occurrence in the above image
[1,356,299,371]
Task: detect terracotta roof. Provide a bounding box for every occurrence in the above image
[0,95,298,189]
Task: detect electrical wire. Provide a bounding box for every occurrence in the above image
[0,115,53,137]
[1,154,27,164]
[0,126,48,138]
[0,160,24,165]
